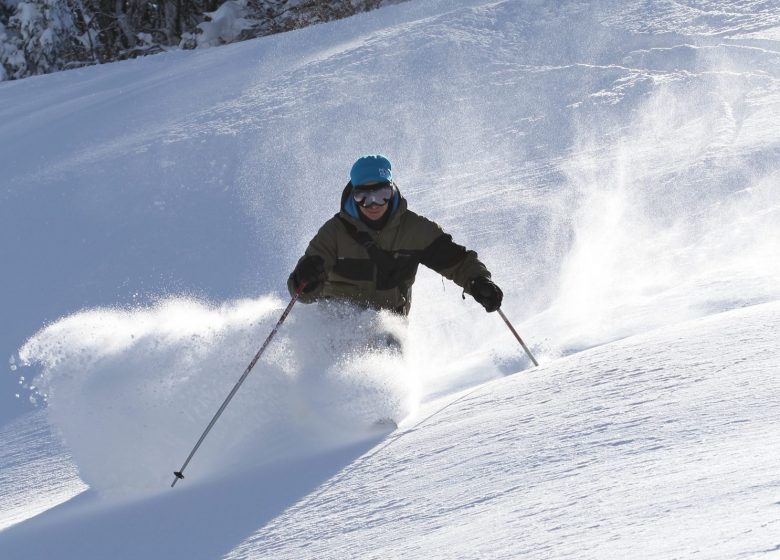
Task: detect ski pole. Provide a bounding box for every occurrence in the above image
[497,308,539,367]
[171,284,305,487]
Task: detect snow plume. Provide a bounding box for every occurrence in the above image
[544,64,780,353]
[17,297,418,498]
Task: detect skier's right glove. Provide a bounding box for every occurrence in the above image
[291,255,325,293]
[469,276,503,312]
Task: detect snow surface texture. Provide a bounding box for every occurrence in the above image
[1,0,779,558]
[225,303,780,559]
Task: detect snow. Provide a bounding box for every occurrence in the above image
[1,0,779,558]
[225,302,780,559]
[0,411,86,532]
[197,1,254,48]
[15,298,416,496]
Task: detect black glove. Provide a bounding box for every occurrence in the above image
[291,255,325,293]
[469,277,503,312]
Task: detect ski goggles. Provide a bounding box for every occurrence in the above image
[352,182,394,207]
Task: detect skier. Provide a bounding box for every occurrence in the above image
[288,155,503,317]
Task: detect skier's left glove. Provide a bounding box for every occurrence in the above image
[469,277,503,312]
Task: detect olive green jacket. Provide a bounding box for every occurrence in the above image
[288,185,491,315]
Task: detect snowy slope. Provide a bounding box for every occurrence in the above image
[224,302,780,560]
[1,303,778,558]
[1,0,780,558]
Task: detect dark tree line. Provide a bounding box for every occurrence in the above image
[0,0,393,81]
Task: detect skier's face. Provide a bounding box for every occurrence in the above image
[354,181,392,221]
[358,200,389,221]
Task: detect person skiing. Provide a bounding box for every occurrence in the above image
[288,154,503,316]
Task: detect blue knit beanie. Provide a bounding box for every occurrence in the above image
[350,155,393,187]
